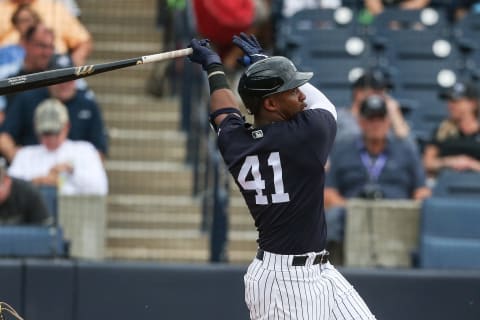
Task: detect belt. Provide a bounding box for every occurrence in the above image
[256,249,329,266]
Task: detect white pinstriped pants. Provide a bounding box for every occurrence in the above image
[244,250,376,320]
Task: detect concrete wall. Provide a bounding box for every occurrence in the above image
[1,260,479,320]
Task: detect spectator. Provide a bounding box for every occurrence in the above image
[0,157,52,225]
[324,94,431,264]
[0,0,92,66]
[193,0,271,71]
[12,23,55,76]
[364,0,431,16]
[281,0,342,18]
[451,0,480,21]
[423,80,480,179]
[0,55,109,161]
[8,98,108,195]
[0,4,42,121]
[0,3,41,47]
[336,68,412,144]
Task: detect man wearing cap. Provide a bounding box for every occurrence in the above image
[423,80,480,176]
[0,54,108,161]
[7,98,108,196]
[336,69,411,144]
[325,94,431,264]
[0,157,51,225]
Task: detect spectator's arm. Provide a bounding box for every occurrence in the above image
[413,187,431,201]
[423,144,443,174]
[0,133,18,162]
[400,0,431,9]
[385,95,410,139]
[324,187,346,209]
[70,38,92,66]
[364,0,384,15]
[423,144,480,173]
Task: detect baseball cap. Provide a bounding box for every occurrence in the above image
[34,98,69,134]
[360,95,387,118]
[353,69,391,90]
[439,81,480,101]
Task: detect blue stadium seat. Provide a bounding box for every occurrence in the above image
[276,7,362,56]
[37,185,58,221]
[0,226,67,257]
[432,170,480,198]
[452,11,480,75]
[418,197,480,269]
[369,8,460,143]
[277,8,371,107]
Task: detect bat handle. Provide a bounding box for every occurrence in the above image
[142,48,193,64]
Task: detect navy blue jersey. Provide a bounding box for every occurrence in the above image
[217,108,336,254]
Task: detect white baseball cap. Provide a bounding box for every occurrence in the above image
[34,98,69,134]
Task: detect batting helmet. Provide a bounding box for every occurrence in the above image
[238,56,313,114]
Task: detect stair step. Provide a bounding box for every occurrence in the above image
[97,93,177,110]
[106,166,193,195]
[108,211,201,229]
[104,111,180,130]
[87,23,162,42]
[106,248,209,263]
[107,229,207,248]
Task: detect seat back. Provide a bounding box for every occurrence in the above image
[433,170,480,198]
[0,226,67,257]
[418,197,480,269]
[278,8,371,107]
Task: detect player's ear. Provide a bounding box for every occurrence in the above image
[263,96,278,112]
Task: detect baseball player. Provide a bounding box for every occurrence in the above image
[188,33,376,319]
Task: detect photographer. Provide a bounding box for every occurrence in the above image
[324,94,431,264]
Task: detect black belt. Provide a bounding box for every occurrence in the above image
[256,249,329,266]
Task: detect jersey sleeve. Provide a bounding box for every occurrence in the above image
[301,83,337,121]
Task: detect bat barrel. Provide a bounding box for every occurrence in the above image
[0,48,193,96]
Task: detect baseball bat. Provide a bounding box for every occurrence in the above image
[0,47,193,95]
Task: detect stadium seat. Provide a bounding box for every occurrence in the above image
[37,185,58,221]
[432,170,480,198]
[0,226,67,257]
[276,7,363,56]
[277,8,371,107]
[452,11,480,74]
[402,95,448,144]
[418,197,480,269]
[369,8,460,143]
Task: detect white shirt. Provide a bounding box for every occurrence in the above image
[8,139,108,195]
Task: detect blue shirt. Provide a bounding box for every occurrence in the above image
[326,135,426,199]
[1,88,108,155]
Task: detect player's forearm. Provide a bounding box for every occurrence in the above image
[206,64,240,127]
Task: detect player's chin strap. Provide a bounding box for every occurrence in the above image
[0,302,24,320]
[209,108,243,132]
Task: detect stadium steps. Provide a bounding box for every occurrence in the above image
[81,0,256,264]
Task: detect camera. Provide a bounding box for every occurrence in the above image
[358,183,384,200]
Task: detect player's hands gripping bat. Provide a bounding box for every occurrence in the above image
[188,39,222,70]
[232,32,268,67]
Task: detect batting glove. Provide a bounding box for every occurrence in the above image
[188,38,222,70]
[233,32,268,67]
